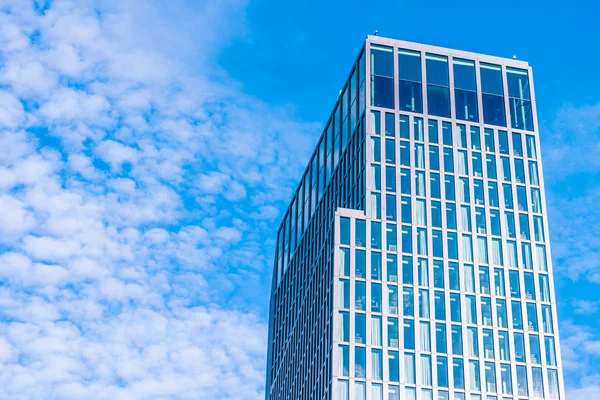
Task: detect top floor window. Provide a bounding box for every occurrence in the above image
[480,63,506,127]
[371,45,395,109]
[453,58,478,122]
[426,54,450,118]
[507,68,534,131]
[398,49,423,113]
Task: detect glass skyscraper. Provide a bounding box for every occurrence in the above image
[266,36,564,400]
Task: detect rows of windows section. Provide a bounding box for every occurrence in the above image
[268,117,366,400]
[369,44,534,131]
[332,97,560,399]
[275,48,367,286]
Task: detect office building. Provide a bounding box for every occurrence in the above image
[266,35,564,400]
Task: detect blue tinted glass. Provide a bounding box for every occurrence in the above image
[453,59,476,91]
[510,99,534,131]
[426,54,449,86]
[455,89,479,122]
[398,49,422,82]
[506,68,531,100]
[480,63,504,95]
[371,76,394,109]
[427,86,450,118]
[482,93,506,126]
[399,81,423,113]
[370,45,394,77]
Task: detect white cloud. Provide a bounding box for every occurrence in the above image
[0,91,24,128]
[0,0,319,399]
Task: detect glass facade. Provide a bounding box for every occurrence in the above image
[266,36,564,400]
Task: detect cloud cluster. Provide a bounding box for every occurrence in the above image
[0,0,319,398]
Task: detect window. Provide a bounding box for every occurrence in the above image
[419,289,430,318]
[451,325,463,355]
[545,336,557,366]
[338,345,349,376]
[527,302,539,332]
[420,355,432,386]
[453,58,478,122]
[434,291,446,320]
[494,268,506,296]
[485,362,496,392]
[355,313,366,344]
[355,346,366,378]
[449,262,460,290]
[516,365,529,397]
[486,154,497,179]
[415,144,425,168]
[483,329,494,358]
[385,112,395,136]
[398,49,423,113]
[355,249,366,278]
[388,285,398,314]
[388,351,399,382]
[433,261,444,288]
[445,175,455,200]
[496,299,508,328]
[372,349,383,380]
[479,266,491,294]
[371,221,381,249]
[512,301,523,330]
[399,115,410,138]
[338,248,350,277]
[443,147,454,173]
[355,281,366,311]
[401,197,412,224]
[530,334,542,364]
[355,382,366,400]
[548,369,560,399]
[436,324,447,353]
[509,270,521,298]
[404,352,416,384]
[338,279,350,308]
[370,45,394,108]
[453,358,465,389]
[480,63,506,126]
[507,67,533,131]
[387,254,398,283]
[469,360,481,391]
[539,274,551,302]
[403,287,414,317]
[481,297,492,326]
[371,251,382,280]
[514,332,526,362]
[442,121,452,145]
[428,119,439,143]
[338,380,349,400]
[437,356,449,387]
[372,283,382,312]
[532,368,544,398]
[338,311,349,342]
[385,166,396,192]
[404,319,415,350]
[386,224,397,251]
[500,364,512,395]
[542,305,554,333]
[465,264,475,293]
[421,322,431,352]
[498,331,510,361]
[432,201,442,228]
[402,255,413,284]
[371,316,382,346]
[450,293,461,322]
[446,203,457,230]
[388,317,399,348]
[340,217,350,245]
[526,135,537,158]
[371,136,381,162]
[430,146,440,170]
[467,327,479,357]
[426,54,450,117]
[372,383,383,400]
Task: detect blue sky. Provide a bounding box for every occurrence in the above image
[0,0,598,398]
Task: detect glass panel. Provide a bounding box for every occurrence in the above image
[403,353,416,384]
[385,138,395,163]
[355,313,366,344]
[398,49,423,113]
[500,364,512,395]
[388,351,399,382]
[453,358,465,389]
[355,346,366,378]
[372,251,382,280]
[404,319,415,350]
[436,324,447,353]
[372,348,383,380]
[338,345,349,376]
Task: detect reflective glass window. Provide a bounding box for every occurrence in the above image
[398,49,422,113]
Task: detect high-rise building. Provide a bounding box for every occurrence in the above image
[265,35,564,400]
